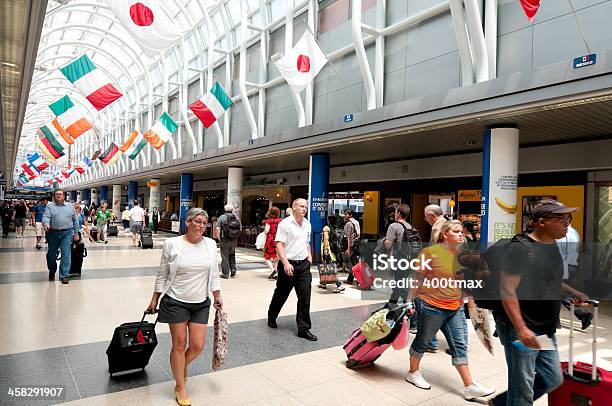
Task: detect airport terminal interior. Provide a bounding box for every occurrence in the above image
[1,0,612,405]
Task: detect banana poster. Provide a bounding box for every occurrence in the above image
[480,127,520,250]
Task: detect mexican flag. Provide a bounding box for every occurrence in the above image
[120,130,147,160]
[143,112,178,150]
[189,82,233,128]
[59,55,123,111]
[38,128,65,161]
[99,142,123,166]
[106,0,184,58]
[27,152,49,173]
[48,95,93,139]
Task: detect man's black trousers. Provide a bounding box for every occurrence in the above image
[268,259,312,333]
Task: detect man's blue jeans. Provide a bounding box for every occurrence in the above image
[46,229,73,279]
[491,318,564,406]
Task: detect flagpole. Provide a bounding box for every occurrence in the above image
[303,24,362,114]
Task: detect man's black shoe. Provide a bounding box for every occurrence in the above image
[36,244,42,249]
[267,319,277,328]
[61,278,69,284]
[581,312,594,330]
[297,331,318,341]
[230,272,236,278]
[220,274,229,279]
[48,273,55,281]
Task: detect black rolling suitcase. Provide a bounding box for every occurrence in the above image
[107,224,118,236]
[140,227,153,249]
[107,311,158,377]
[69,239,87,276]
[90,228,98,242]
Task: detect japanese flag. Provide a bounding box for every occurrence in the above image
[274,31,327,94]
[105,0,184,57]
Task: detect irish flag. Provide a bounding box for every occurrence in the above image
[143,113,178,150]
[59,55,122,111]
[27,152,49,173]
[99,142,122,166]
[189,82,233,128]
[49,95,93,139]
[121,130,147,160]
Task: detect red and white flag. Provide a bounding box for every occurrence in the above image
[274,30,327,93]
[519,0,541,22]
[105,0,184,57]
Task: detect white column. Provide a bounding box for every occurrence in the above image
[112,184,122,217]
[76,190,82,203]
[227,167,243,220]
[149,178,161,212]
[91,188,100,206]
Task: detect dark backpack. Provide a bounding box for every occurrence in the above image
[222,214,242,239]
[394,223,422,260]
[473,234,535,311]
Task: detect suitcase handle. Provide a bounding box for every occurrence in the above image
[568,300,598,381]
[135,310,159,342]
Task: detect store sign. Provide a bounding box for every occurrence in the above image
[344,114,353,123]
[480,128,519,250]
[458,190,481,202]
[171,221,180,233]
[573,53,596,69]
[147,181,158,187]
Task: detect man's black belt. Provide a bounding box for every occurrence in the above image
[288,259,309,264]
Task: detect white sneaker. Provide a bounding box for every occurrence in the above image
[405,370,431,390]
[464,383,495,400]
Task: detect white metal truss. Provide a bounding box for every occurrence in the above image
[16,0,501,189]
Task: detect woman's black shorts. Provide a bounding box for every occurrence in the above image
[158,295,211,324]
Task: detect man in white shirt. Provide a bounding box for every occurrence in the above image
[129,201,145,247]
[267,198,317,341]
[557,223,592,329]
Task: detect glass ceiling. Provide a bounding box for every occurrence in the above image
[16,0,273,181]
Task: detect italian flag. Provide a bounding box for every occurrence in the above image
[59,55,123,111]
[49,95,93,139]
[143,113,178,150]
[27,152,49,173]
[189,82,233,128]
[121,130,147,160]
[99,142,123,166]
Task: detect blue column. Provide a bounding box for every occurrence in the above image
[70,191,77,202]
[308,153,330,262]
[128,181,138,208]
[100,186,108,204]
[82,188,91,204]
[180,173,194,235]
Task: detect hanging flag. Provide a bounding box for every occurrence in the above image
[105,0,184,58]
[59,55,123,110]
[49,95,93,139]
[98,142,123,166]
[143,112,178,150]
[275,30,327,93]
[21,163,35,177]
[120,130,147,160]
[38,125,66,160]
[519,0,541,22]
[189,82,233,128]
[83,156,94,168]
[54,176,63,184]
[73,163,85,174]
[38,123,72,152]
[27,152,49,173]
[61,169,72,179]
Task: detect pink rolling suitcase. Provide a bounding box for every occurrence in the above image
[343,303,411,369]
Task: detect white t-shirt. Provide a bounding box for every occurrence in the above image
[166,238,211,303]
[275,215,311,261]
[129,206,145,222]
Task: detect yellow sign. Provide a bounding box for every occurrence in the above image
[458,190,481,202]
[147,181,158,187]
[449,199,456,208]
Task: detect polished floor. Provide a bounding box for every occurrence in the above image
[0,226,610,405]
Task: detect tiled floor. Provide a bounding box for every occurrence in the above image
[0,227,610,405]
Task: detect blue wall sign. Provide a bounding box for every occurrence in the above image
[344,114,353,123]
[573,53,596,69]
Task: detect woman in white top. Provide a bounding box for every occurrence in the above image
[147,208,223,406]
